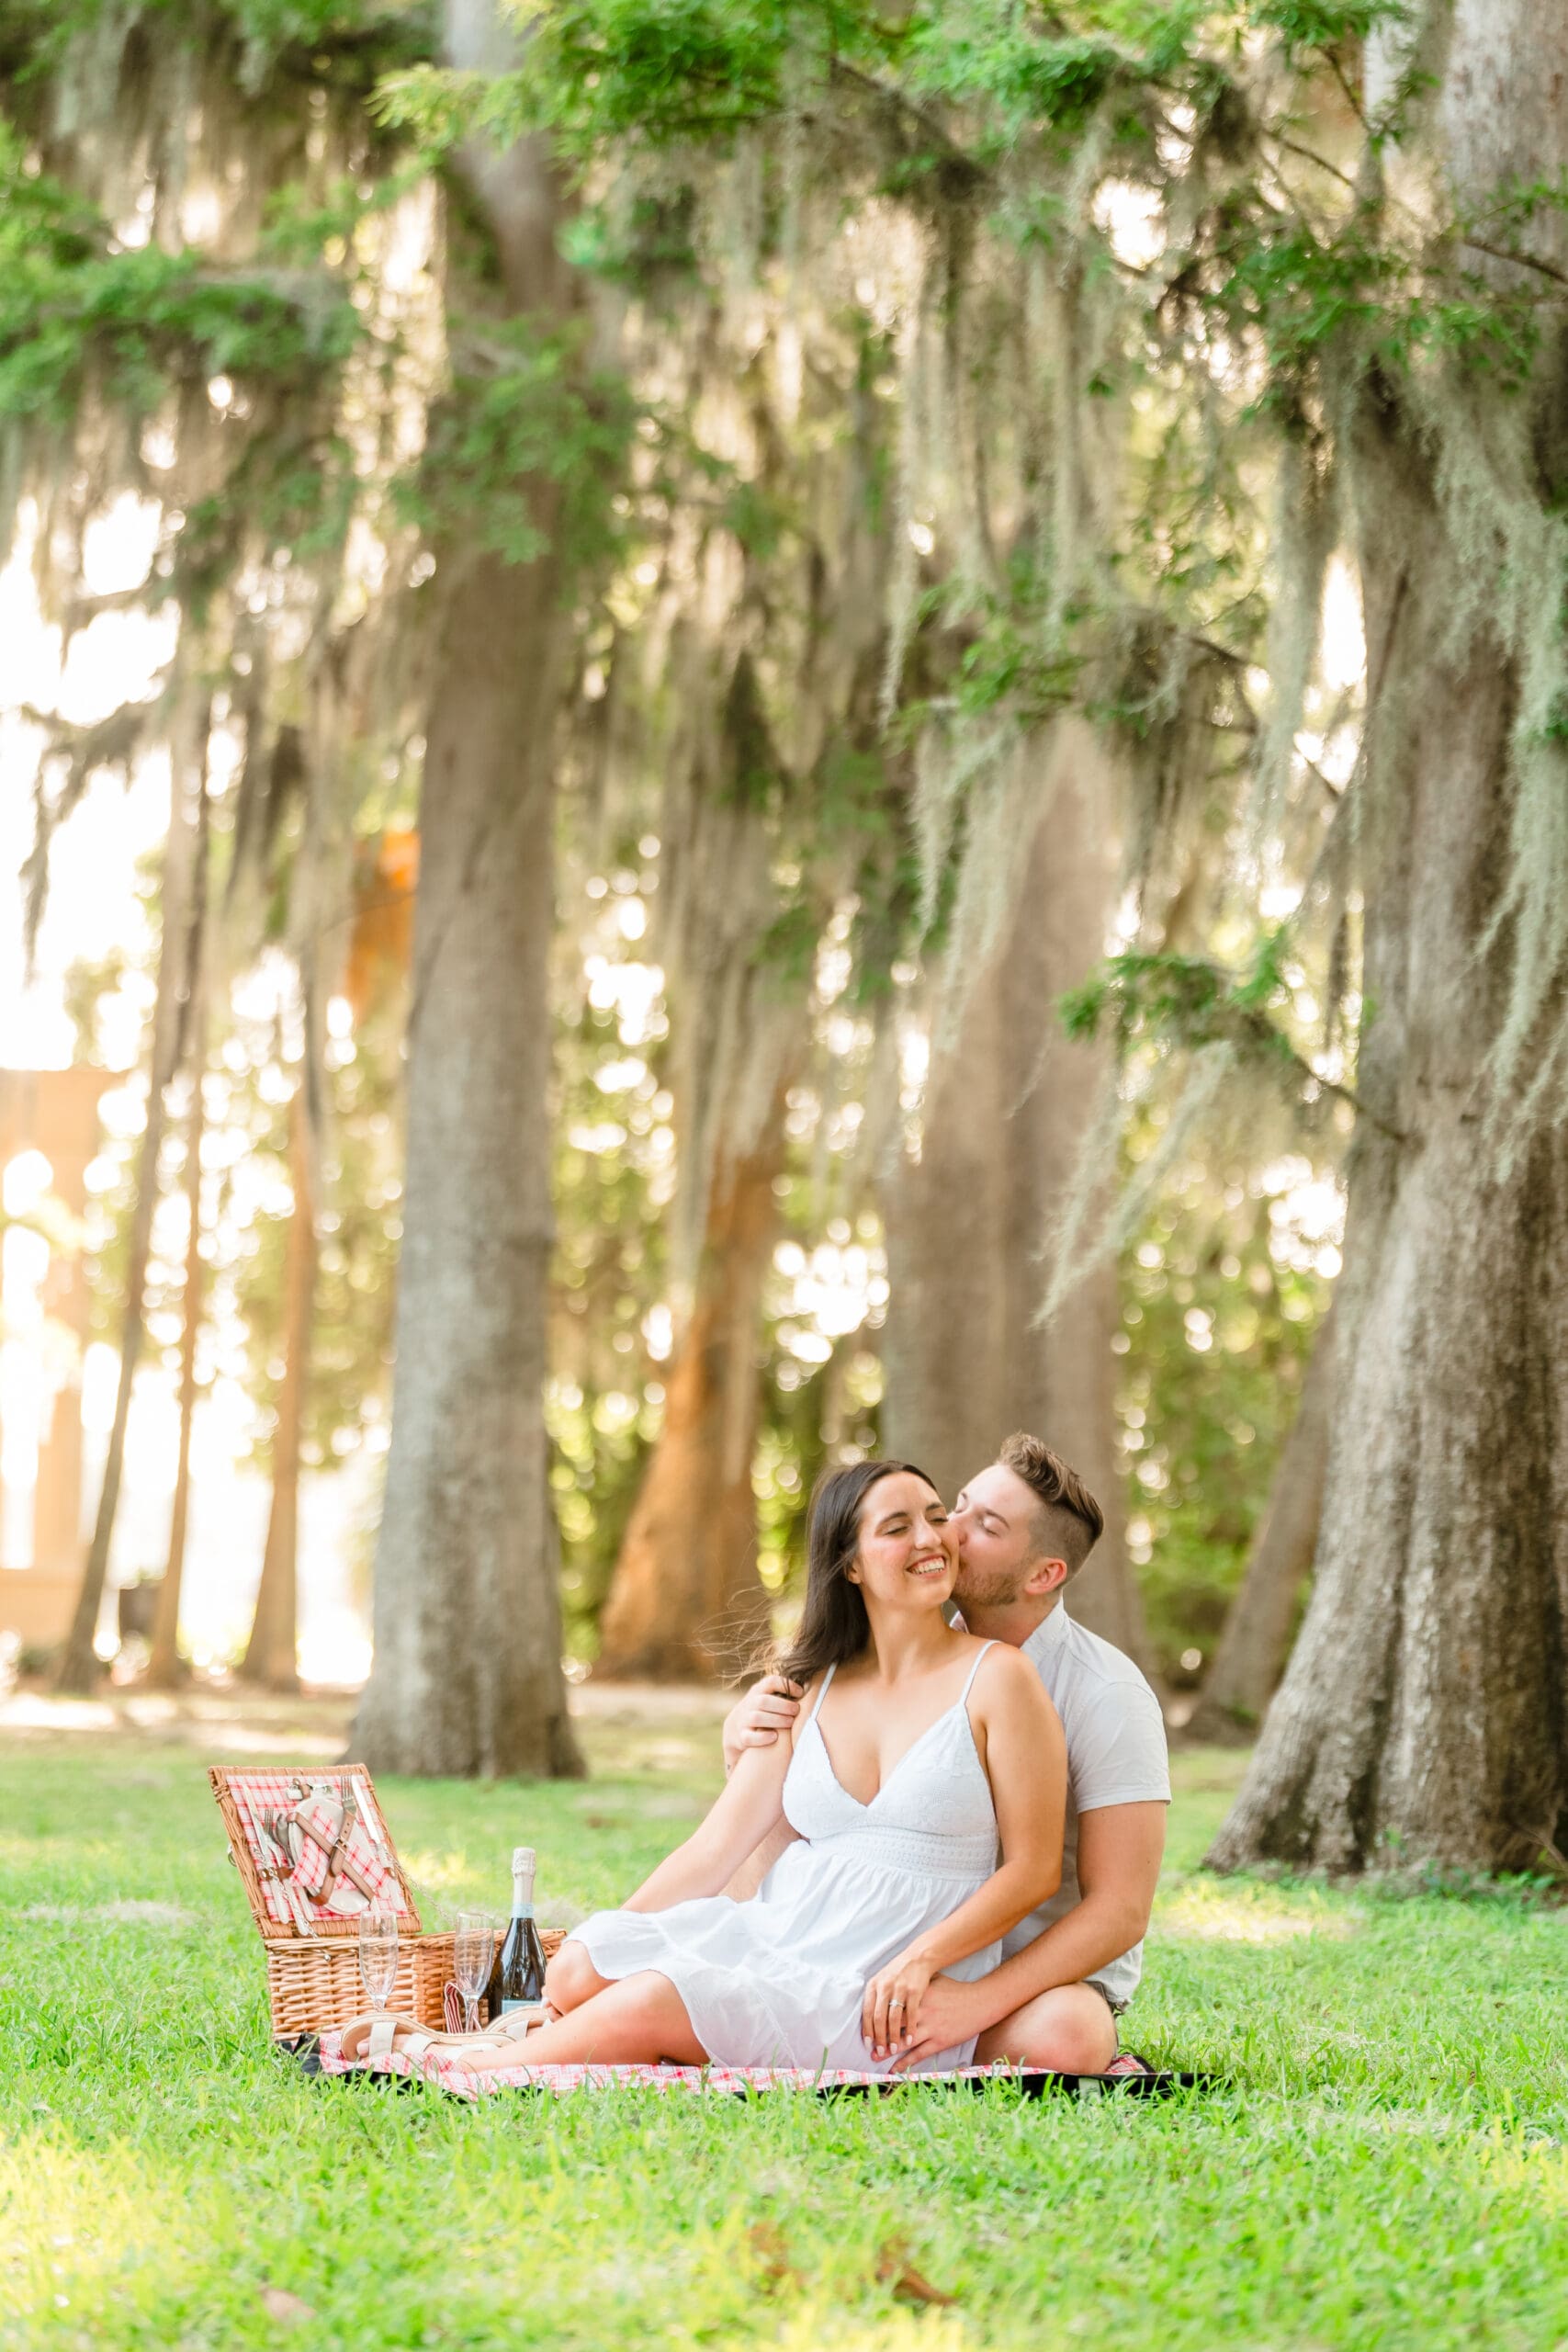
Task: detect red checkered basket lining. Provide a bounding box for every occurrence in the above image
[227,1769,410,1931]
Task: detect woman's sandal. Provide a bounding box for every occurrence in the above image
[337,2009,542,2068]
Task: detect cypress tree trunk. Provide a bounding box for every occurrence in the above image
[145,1024,208,1689]
[353,527,581,1772]
[240,1097,315,1690]
[884,722,1155,1672]
[593,645,801,1679]
[883,966,1008,1501]
[353,0,582,1773]
[1185,1305,1334,1743]
[596,1092,788,1678]
[55,687,206,1693]
[1211,0,1568,1871]
[997,724,1151,1669]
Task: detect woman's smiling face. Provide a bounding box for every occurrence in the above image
[844,1471,956,1615]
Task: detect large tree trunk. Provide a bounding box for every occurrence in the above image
[1184,1305,1334,1744]
[594,643,800,1679]
[997,725,1150,1668]
[55,686,206,1692]
[145,1021,208,1689]
[884,721,1156,1673]
[353,542,581,1774]
[883,961,1008,1500]
[597,1092,788,1677]
[240,1097,316,1690]
[353,0,582,1774]
[1211,0,1568,1873]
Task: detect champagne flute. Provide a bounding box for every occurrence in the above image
[453,1908,496,2035]
[358,1905,400,2018]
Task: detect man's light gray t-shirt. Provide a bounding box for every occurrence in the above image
[1004,1603,1170,2006]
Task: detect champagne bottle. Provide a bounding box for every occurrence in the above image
[487,1845,547,2030]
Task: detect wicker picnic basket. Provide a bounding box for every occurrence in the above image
[209,1762,564,2041]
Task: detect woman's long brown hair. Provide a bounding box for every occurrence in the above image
[773,1458,940,1690]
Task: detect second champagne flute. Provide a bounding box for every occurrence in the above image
[358,1905,400,2018]
[453,1908,496,2034]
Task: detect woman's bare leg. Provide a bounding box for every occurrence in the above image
[451,1970,705,2075]
[339,1938,616,2063]
[541,1936,614,2016]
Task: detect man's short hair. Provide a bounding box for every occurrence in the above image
[996,1432,1104,1579]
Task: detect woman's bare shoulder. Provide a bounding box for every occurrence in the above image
[967,1638,1059,1714]
[964,1634,1033,1681]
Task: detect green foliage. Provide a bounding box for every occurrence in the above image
[0,142,361,429]
[1117,1165,1328,1684]
[259,157,430,265]
[901,4,1190,151]
[1247,0,1407,59]
[1063,934,1348,1122]
[939,565,1086,729]
[0,0,434,91]
[376,0,886,160]
[557,187,703,295]
[1197,209,1547,414]
[398,319,640,576]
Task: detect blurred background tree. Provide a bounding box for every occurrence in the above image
[18,0,1563,1881]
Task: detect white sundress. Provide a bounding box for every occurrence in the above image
[572,1643,1003,2074]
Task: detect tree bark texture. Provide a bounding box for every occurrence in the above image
[56,687,206,1692]
[353,2,583,1776]
[595,645,801,1678]
[241,1097,316,1690]
[883,720,1156,1673]
[1184,1305,1334,1743]
[1211,0,1568,1875]
[146,1028,209,1689]
[353,528,581,1773]
[597,1090,789,1678]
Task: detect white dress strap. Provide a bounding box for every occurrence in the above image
[804,1661,838,1724]
[958,1639,998,1708]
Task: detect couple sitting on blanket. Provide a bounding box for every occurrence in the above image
[342,1434,1169,2080]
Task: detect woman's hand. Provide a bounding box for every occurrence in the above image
[862,1945,936,2061]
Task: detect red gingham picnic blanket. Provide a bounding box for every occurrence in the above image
[314,2030,1147,2100]
[228,1770,409,1930]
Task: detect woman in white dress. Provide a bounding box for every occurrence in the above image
[343,1458,1066,2077]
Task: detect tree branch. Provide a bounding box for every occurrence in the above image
[1269,131,1359,196]
[1460,234,1568,289]
[825,55,992,194]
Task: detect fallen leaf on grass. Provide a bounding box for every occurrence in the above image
[259,2287,316,2324]
[875,2238,957,2306]
[746,2221,802,2290]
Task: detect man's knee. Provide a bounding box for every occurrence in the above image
[975,1984,1118,2075]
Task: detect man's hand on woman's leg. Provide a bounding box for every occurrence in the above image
[721,1674,803,1774]
[886,1974,1116,2075]
[973,1982,1118,2075]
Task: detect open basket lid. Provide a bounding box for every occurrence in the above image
[210,1763,423,1941]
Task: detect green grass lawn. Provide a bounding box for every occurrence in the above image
[3,1695,1566,2350]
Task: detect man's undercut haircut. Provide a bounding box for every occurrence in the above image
[996,1432,1104,1580]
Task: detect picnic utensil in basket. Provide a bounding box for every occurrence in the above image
[209,1763,565,2041]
